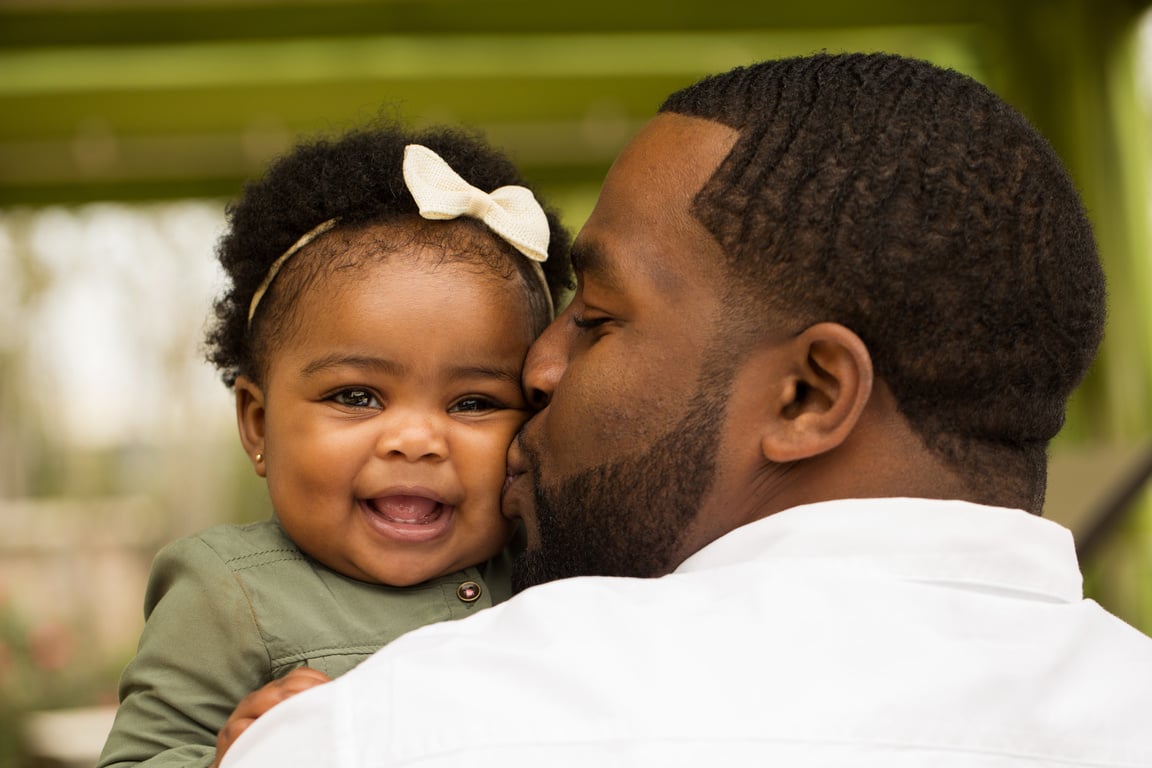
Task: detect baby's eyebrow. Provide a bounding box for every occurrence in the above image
[301,354,404,378]
[446,364,521,386]
[301,354,520,387]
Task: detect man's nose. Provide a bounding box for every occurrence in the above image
[522,315,569,409]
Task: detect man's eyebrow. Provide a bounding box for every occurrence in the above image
[570,241,622,290]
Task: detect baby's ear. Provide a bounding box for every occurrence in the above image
[759,322,873,463]
[234,375,268,477]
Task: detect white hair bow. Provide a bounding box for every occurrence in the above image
[402,144,550,264]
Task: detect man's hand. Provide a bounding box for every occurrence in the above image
[213,666,332,766]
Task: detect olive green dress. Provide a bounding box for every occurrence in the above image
[98,519,511,768]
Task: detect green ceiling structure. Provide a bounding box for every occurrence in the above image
[0,0,1147,210]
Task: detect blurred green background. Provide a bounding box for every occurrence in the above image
[2,0,1152,764]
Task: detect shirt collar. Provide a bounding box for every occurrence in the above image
[675,498,1083,603]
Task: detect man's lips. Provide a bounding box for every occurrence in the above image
[502,438,533,521]
[506,430,532,476]
[504,439,528,492]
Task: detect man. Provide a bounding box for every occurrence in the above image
[224,53,1152,767]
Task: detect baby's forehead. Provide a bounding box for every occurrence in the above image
[281,232,529,331]
[315,217,520,274]
[253,216,545,383]
[271,216,544,334]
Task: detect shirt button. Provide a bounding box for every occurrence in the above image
[456,581,482,603]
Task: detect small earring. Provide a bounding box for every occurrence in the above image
[255,452,263,463]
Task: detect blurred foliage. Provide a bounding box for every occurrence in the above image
[0,587,122,765]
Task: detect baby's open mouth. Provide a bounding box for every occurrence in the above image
[367,495,446,524]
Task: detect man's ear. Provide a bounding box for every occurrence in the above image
[760,322,873,463]
[234,375,268,478]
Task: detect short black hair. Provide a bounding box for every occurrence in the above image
[205,120,573,387]
[660,53,1106,511]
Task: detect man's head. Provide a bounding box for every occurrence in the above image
[505,53,1106,591]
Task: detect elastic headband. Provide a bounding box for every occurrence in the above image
[245,144,553,328]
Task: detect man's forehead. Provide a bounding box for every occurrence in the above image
[623,112,737,172]
[571,114,736,291]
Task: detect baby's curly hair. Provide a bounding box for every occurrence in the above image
[661,53,1106,511]
[205,120,573,387]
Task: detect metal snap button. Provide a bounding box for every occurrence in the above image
[456,581,482,603]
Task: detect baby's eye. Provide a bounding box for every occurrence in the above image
[450,396,502,414]
[331,388,380,409]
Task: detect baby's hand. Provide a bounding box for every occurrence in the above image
[213,666,332,766]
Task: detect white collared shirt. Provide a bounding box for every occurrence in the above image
[224,498,1152,767]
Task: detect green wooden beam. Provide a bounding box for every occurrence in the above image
[0,24,986,205]
[0,0,994,48]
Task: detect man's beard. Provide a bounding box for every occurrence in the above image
[511,383,728,593]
